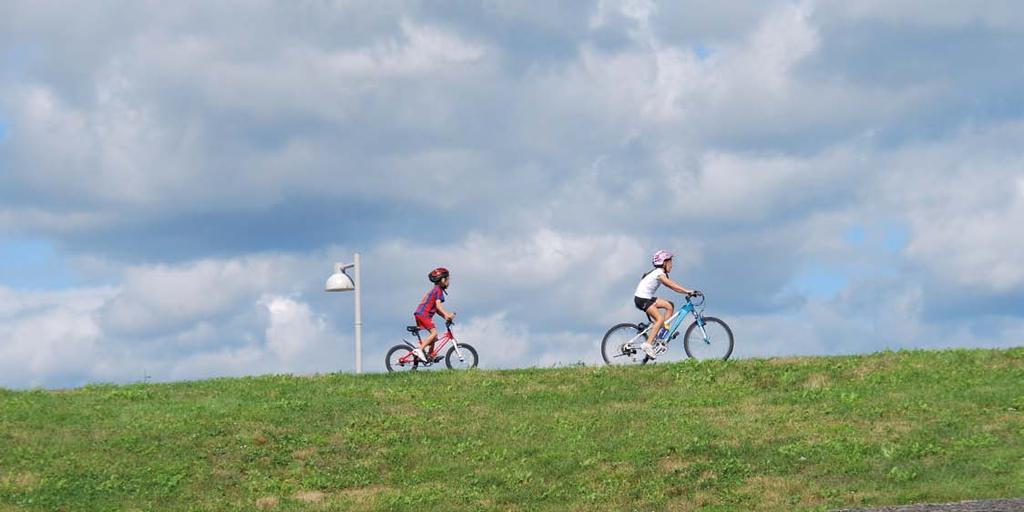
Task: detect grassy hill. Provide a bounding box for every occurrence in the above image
[1,348,1022,511]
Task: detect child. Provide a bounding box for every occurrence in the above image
[634,250,700,359]
[412,267,456,361]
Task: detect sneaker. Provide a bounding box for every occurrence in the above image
[641,343,657,359]
[412,347,427,361]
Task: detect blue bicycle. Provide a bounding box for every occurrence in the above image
[601,294,734,365]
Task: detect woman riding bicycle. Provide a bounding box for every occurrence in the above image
[634,250,700,359]
[412,267,456,362]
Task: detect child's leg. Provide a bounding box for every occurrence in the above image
[661,299,675,327]
[645,298,675,345]
[644,304,665,346]
[421,328,438,356]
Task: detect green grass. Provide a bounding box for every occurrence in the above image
[1,348,1022,511]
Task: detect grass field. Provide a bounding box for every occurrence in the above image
[1,348,1022,511]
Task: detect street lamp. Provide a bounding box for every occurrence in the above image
[325,253,362,374]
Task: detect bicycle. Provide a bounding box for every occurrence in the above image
[601,293,734,365]
[385,320,479,372]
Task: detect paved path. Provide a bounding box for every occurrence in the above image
[834,498,1024,511]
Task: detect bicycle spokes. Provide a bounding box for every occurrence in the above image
[683,317,734,361]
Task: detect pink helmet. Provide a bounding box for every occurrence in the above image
[652,250,673,267]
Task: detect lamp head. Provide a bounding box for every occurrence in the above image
[325,262,356,292]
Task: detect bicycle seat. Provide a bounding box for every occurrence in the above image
[406,326,421,333]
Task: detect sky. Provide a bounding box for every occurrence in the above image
[1,0,1023,389]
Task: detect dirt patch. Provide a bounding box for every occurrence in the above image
[291,448,316,460]
[739,475,823,511]
[1,472,39,490]
[659,455,706,473]
[255,496,278,509]
[335,485,388,505]
[805,373,830,389]
[294,490,326,503]
[870,420,916,437]
[851,357,900,379]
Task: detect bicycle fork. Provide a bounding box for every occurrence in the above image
[449,342,468,363]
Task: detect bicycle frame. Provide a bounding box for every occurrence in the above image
[398,324,468,364]
[628,296,708,347]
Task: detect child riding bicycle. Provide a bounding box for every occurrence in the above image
[412,267,456,362]
[634,250,701,359]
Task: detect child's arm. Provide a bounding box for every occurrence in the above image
[658,274,699,295]
[436,300,456,322]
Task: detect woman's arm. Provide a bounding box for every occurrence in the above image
[658,273,696,295]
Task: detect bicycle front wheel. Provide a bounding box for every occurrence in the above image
[446,343,478,370]
[601,323,647,366]
[683,317,734,361]
[385,345,419,372]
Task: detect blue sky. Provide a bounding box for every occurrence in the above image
[0,238,78,289]
[1,1,1023,389]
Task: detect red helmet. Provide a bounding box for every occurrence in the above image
[428,267,450,283]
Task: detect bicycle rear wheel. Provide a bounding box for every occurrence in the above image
[683,317,734,361]
[601,323,647,366]
[445,343,478,370]
[385,345,419,372]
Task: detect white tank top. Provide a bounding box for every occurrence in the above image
[634,268,665,299]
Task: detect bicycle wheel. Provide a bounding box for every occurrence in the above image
[683,317,734,361]
[601,323,648,366]
[446,343,478,370]
[385,345,419,372]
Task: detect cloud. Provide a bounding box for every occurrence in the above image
[0,286,114,388]
[0,253,349,388]
[98,255,309,336]
[2,1,1024,388]
[456,312,531,368]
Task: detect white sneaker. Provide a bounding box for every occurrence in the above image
[641,343,657,359]
[412,347,427,361]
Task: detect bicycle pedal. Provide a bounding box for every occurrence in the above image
[433,356,445,363]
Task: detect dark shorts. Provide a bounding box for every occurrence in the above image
[414,314,436,331]
[634,296,657,312]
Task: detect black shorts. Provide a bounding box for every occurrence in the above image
[634,296,657,312]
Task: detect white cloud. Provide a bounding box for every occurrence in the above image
[0,253,350,388]
[99,255,310,335]
[262,295,327,363]
[456,312,530,368]
[2,1,1024,388]
[0,286,114,388]
[819,1,1024,30]
[874,122,1024,292]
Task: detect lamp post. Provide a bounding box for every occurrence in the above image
[325,252,362,374]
